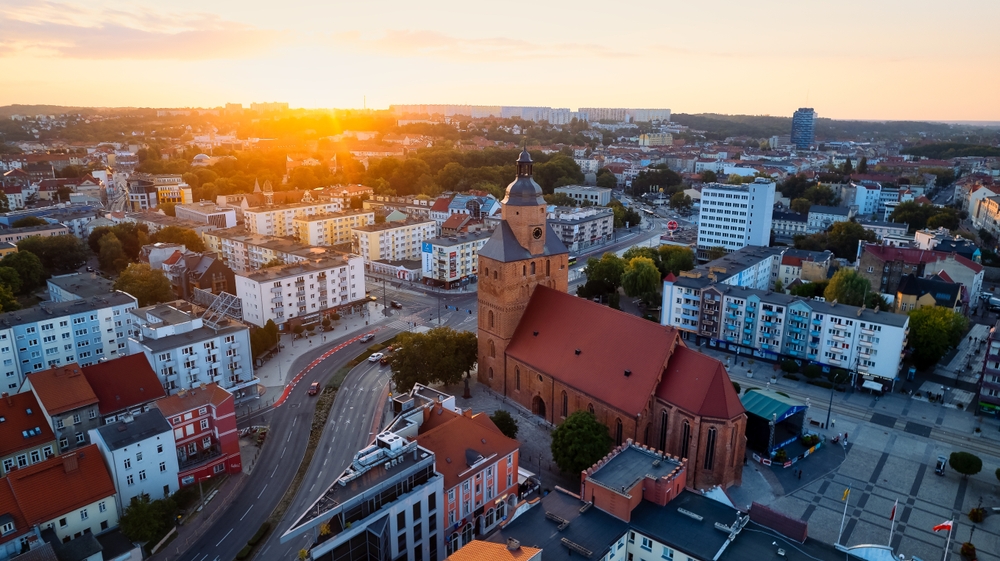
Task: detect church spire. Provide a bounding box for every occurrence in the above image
[516,145,533,177]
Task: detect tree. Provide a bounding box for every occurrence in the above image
[550,411,612,474]
[669,192,692,212]
[88,223,149,260]
[621,257,660,300]
[17,235,87,273]
[790,281,828,299]
[0,192,8,213]
[584,253,625,290]
[857,157,868,174]
[802,184,838,206]
[120,494,176,544]
[700,170,717,183]
[113,263,174,307]
[607,200,641,229]
[595,169,617,189]
[544,192,577,207]
[826,221,876,261]
[151,226,206,252]
[159,202,176,216]
[490,410,519,440]
[949,451,982,479]
[10,216,48,228]
[98,233,128,273]
[658,245,695,276]
[823,269,872,306]
[707,246,728,261]
[0,266,22,295]
[0,251,45,294]
[841,158,853,174]
[389,327,479,392]
[774,279,784,293]
[908,306,968,369]
[790,198,811,214]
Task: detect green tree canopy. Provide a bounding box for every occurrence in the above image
[908,306,967,370]
[10,216,48,228]
[489,410,519,440]
[621,256,661,300]
[789,281,828,299]
[700,170,717,183]
[0,285,18,312]
[151,226,206,252]
[607,200,641,229]
[707,246,727,261]
[949,451,982,478]
[543,192,577,207]
[669,192,692,212]
[88,223,150,260]
[584,252,625,290]
[658,245,695,276]
[802,184,839,206]
[113,263,174,307]
[389,327,478,392]
[98,233,128,273]
[0,251,45,294]
[595,169,617,189]
[17,235,87,273]
[550,411,612,474]
[120,494,177,544]
[0,266,22,295]
[790,198,811,214]
[823,268,872,306]
[890,202,960,233]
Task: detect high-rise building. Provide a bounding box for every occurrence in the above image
[696,179,776,254]
[790,108,816,149]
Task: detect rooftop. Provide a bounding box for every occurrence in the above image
[586,444,683,493]
[290,209,374,222]
[237,257,356,282]
[26,364,98,416]
[446,540,540,560]
[82,354,165,415]
[175,202,233,214]
[4,444,115,525]
[862,244,984,273]
[808,205,850,216]
[657,345,745,419]
[352,218,435,232]
[425,228,494,247]
[0,391,56,457]
[152,383,232,418]
[416,410,518,490]
[46,273,115,300]
[94,409,171,450]
[554,185,613,193]
[478,222,567,261]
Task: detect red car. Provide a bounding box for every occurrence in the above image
[308,382,320,396]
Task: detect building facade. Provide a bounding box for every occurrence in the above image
[0,391,57,476]
[351,219,436,264]
[553,185,612,207]
[0,223,69,244]
[293,211,376,246]
[174,203,237,229]
[421,230,492,289]
[243,201,346,237]
[202,228,334,272]
[696,179,775,252]
[546,206,615,253]
[806,205,854,233]
[858,244,984,300]
[790,108,816,150]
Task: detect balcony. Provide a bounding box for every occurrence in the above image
[787,326,802,334]
[862,328,875,335]
[727,302,738,310]
[271,297,283,304]
[189,367,200,376]
[763,321,774,327]
[812,318,822,325]
[743,327,753,334]
[809,341,819,348]
[726,313,737,321]
[763,309,775,316]
[726,336,736,343]
[810,330,821,337]
[681,303,700,311]
[178,444,223,471]
[832,334,845,342]
[228,342,239,350]
[725,323,737,331]
[270,286,282,294]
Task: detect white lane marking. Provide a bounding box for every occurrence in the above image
[271,464,279,478]
[196,555,208,561]
[286,431,292,442]
[258,484,268,498]
[323,458,328,466]
[216,529,233,546]
[309,483,315,492]
[281,447,286,459]
[292,417,297,428]
[240,505,253,520]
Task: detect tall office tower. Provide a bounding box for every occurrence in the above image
[790,108,816,150]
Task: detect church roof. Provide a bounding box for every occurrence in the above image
[478,222,568,263]
[502,149,546,207]
[506,286,678,417]
[655,346,744,420]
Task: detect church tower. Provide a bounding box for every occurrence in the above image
[476,149,569,393]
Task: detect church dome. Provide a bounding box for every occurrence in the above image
[502,148,545,207]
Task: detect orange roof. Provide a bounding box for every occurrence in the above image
[781,255,804,267]
[152,383,232,418]
[656,346,744,420]
[6,444,115,525]
[83,354,166,415]
[0,392,56,457]
[26,364,98,416]
[446,540,541,560]
[506,286,679,417]
[417,411,518,491]
[431,196,453,212]
[0,480,27,548]
[162,250,184,265]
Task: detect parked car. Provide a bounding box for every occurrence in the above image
[380,356,390,365]
[390,300,402,309]
[359,333,375,343]
[308,382,320,396]
[85,266,94,272]
[934,455,947,476]
[368,352,384,363]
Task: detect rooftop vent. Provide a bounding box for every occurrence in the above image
[574,349,581,356]
[533,331,538,336]
[624,369,631,377]
[25,408,32,415]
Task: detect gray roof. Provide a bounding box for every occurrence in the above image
[704,284,910,327]
[808,205,850,216]
[478,222,568,262]
[132,323,245,353]
[238,257,354,282]
[424,229,494,247]
[95,409,171,450]
[47,273,115,300]
[772,211,807,223]
[42,528,103,561]
[587,446,683,492]
[502,150,546,207]
[0,292,135,328]
[781,248,833,262]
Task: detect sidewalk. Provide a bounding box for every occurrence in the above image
[153,473,248,561]
[364,272,479,295]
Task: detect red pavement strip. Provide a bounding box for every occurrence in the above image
[273,328,384,408]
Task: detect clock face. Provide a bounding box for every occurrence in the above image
[532,227,543,240]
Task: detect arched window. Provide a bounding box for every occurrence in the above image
[515,367,521,390]
[530,262,535,275]
[489,340,495,358]
[493,270,498,280]
[680,421,691,459]
[522,265,526,276]
[488,310,494,328]
[615,418,623,446]
[488,367,493,379]
[587,403,594,414]
[484,267,489,276]
[546,259,550,276]
[659,410,668,452]
[561,391,568,417]
[704,427,717,471]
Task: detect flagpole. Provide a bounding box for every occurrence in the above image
[941,520,953,561]
[838,486,851,546]
[888,499,898,547]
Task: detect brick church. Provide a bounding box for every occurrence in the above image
[477,150,747,489]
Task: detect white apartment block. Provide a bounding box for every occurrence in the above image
[126,302,257,400]
[553,185,612,206]
[0,293,137,391]
[696,179,775,252]
[293,211,375,246]
[421,230,492,288]
[203,228,332,272]
[243,201,346,237]
[235,256,365,328]
[174,202,237,229]
[351,219,436,264]
[89,409,179,516]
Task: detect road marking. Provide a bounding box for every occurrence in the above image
[292,417,296,428]
[281,446,286,458]
[196,555,208,561]
[286,431,292,442]
[324,458,328,466]
[271,464,279,478]
[240,505,253,520]
[310,483,315,492]
[258,484,267,498]
[216,529,233,547]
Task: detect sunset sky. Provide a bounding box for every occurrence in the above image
[2,0,998,121]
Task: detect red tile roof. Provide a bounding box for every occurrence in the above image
[441,214,469,230]
[0,392,56,458]
[506,286,679,416]
[417,411,518,491]
[5,444,115,525]
[862,244,983,273]
[0,480,27,548]
[27,364,98,416]
[153,383,232,418]
[82,354,166,415]
[162,250,184,266]
[781,255,804,267]
[655,346,744,420]
[431,196,453,212]
[446,541,541,561]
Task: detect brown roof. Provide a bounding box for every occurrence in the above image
[26,364,98,416]
[6,444,115,525]
[0,480,27,548]
[0,392,56,457]
[152,383,232,418]
[416,411,518,491]
[446,540,541,560]
[506,286,679,416]
[656,346,744,420]
[441,214,470,230]
[82,354,166,415]
[430,196,453,212]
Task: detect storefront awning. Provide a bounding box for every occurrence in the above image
[862,380,884,391]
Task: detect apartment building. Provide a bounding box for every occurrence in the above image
[243,201,345,237]
[675,245,784,292]
[0,292,137,391]
[118,211,218,236]
[293,210,376,246]
[771,211,808,239]
[82,354,166,425]
[23,364,101,454]
[46,273,115,302]
[978,320,1000,416]
[777,249,834,287]
[806,205,854,233]
[126,301,257,400]
[662,277,909,388]
[0,391,57,476]
[281,430,445,561]
[89,410,180,515]
[421,230,492,289]
[351,219,436,264]
[858,220,909,241]
[858,244,983,300]
[696,179,775,252]
[152,383,241,487]
[0,223,69,244]
[235,256,365,328]
[553,185,612,206]
[202,227,334,272]
[174,202,237,229]
[546,206,614,253]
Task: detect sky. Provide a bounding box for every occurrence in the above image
[1,0,998,121]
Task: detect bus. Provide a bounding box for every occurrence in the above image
[568,256,578,266]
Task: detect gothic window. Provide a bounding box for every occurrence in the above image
[488,367,493,379]
[615,418,623,446]
[704,428,717,471]
[530,262,535,275]
[493,270,498,280]
[546,260,550,276]
[522,265,526,276]
[515,367,520,390]
[488,310,494,328]
[561,391,568,417]
[681,421,691,459]
[659,410,668,452]
[588,403,594,414]
[489,340,495,358]
[484,267,489,276]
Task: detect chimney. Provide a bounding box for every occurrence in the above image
[62,453,79,473]
[2,392,9,406]
[506,538,521,551]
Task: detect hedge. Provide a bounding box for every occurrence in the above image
[248,522,270,547]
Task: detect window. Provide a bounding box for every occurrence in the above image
[124,457,131,469]
[203,437,212,449]
[80,508,88,521]
[126,474,134,486]
[448,489,455,503]
[1,521,13,535]
[704,427,718,471]
[213,463,225,474]
[139,470,147,481]
[157,444,163,454]
[515,367,520,390]
[59,518,67,528]
[2,459,13,472]
[488,339,495,358]
[160,462,166,472]
[659,410,669,451]
[98,502,106,513]
[615,418,623,446]
[200,419,209,430]
[681,421,691,459]
[661,546,674,559]
[641,536,653,551]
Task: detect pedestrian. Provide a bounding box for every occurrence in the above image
[798,470,802,480]
[843,432,847,442]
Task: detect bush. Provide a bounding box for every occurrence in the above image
[800,434,820,447]
[490,410,519,439]
[784,374,800,381]
[949,451,983,478]
[248,522,270,546]
[732,381,741,394]
[803,364,823,379]
[807,380,834,389]
[774,448,787,463]
[236,545,253,560]
[969,507,986,523]
[780,359,799,373]
[961,542,976,559]
[331,312,341,320]
[828,368,850,385]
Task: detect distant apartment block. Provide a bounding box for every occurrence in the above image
[771,211,808,239]
[202,228,334,272]
[791,108,816,149]
[638,132,674,147]
[547,206,615,253]
[293,211,376,246]
[47,273,115,302]
[174,202,237,229]
[421,230,492,289]
[858,244,984,300]
[351,219,436,264]
[243,201,346,237]
[696,179,775,253]
[0,223,69,244]
[553,185,612,206]
[806,205,854,233]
